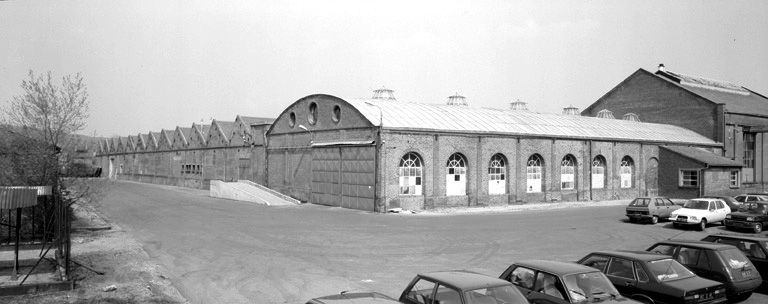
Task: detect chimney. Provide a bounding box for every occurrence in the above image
[562,105,579,115]
[509,99,528,110]
[658,63,665,73]
[372,87,396,100]
[446,93,469,106]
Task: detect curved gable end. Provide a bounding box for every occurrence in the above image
[268,94,376,137]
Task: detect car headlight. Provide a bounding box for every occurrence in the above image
[690,216,698,221]
[726,214,732,219]
[747,217,755,221]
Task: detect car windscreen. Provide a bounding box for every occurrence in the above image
[464,285,527,304]
[562,272,621,303]
[737,203,768,214]
[629,198,650,207]
[645,259,696,282]
[720,248,752,270]
[683,200,709,210]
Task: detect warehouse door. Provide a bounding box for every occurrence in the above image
[340,146,376,211]
[311,147,341,207]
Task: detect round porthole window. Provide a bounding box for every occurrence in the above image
[289,112,296,128]
[332,105,341,123]
[308,102,318,125]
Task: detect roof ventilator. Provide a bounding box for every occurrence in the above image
[446,93,469,106]
[562,105,579,115]
[623,113,641,122]
[372,87,396,101]
[509,99,528,110]
[596,109,615,119]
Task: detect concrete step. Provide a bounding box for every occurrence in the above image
[209,180,300,206]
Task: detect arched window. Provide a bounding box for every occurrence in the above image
[561,155,576,190]
[526,154,543,193]
[399,152,423,195]
[592,155,606,189]
[621,156,634,188]
[488,154,506,195]
[446,153,467,196]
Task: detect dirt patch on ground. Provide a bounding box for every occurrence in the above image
[2,199,188,303]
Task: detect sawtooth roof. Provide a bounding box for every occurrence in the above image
[657,70,768,117]
[239,116,275,125]
[347,98,720,147]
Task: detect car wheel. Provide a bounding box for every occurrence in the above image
[651,216,659,224]
[754,223,762,233]
[698,219,707,231]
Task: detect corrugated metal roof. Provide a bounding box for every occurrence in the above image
[348,99,719,146]
[658,71,768,117]
[0,187,39,209]
[661,146,742,167]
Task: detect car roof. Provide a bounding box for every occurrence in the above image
[705,234,768,242]
[654,239,734,250]
[419,270,512,290]
[690,198,721,202]
[309,292,399,304]
[588,250,671,262]
[516,260,603,275]
[700,196,734,200]
[633,197,668,199]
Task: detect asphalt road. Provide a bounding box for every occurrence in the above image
[97,181,768,303]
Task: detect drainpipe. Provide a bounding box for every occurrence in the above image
[589,140,593,201]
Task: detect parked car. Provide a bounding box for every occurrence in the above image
[724,201,768,233]
[646,240,762,301]
[700,234,768,285]
[499,260,639,304]
[669,198,730,231]
[306,292,401,304]
[699,196,740,211]
[734,194,768,205]
[626,197,681,224]
[400,270,530,304]
[577,250,726,304]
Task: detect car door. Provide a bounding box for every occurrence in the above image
[505,266,538,299]
[604,257,639,296]
[401,277,437,304]
[655,198,668,218]
[675,246,714,281]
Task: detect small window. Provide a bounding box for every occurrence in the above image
[730,170,740,188]
[606,258,635,280]
[677,247,701,267]
[509,267,536,289]
[434,285,461,304]
[289,112,296,128]
[634,262,649,282]
[533,272,566,300]
[580,255,609,272]
[332,105,341,123]
[308,102,318,125]
[679,169,699,187]
[648,244,677,256]
[406,279,436,304]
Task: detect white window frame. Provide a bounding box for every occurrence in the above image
[399,152,423,195]
[620,157,633,189]
[730,170,740,188]
[561,156,575,190]
[446,153,467,196]
[488,154,506,195]
[527,155,543,193]
[679,169,699,187]
[592,156,606,189]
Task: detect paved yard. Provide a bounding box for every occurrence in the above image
[96,181,768,303]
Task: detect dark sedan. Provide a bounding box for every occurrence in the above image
[701,234,768,287]
[577,251,726,304]
[400,270,529,304]
[725,201,768,233]
[500,260,641,304]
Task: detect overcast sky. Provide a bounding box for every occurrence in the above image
[1,0,767,137]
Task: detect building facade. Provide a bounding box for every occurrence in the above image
[583,64,768,193]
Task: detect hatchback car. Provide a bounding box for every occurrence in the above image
[400,270,530,304]
[669,198,730,231]
[724,201,768,233]
[499,260,639,304]
[734,194,768,205]
[626,197,681,224]
[701,234,768,286]
[646,240,761,301]
[577,251,726,304]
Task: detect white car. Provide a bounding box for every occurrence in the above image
[669,198,730,231]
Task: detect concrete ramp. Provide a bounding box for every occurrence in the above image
[209,180,300,206]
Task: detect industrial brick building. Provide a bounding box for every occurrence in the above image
[584,64,767,194]
[96,86,740,212]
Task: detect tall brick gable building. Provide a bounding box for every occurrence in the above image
[583,64,768,194]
